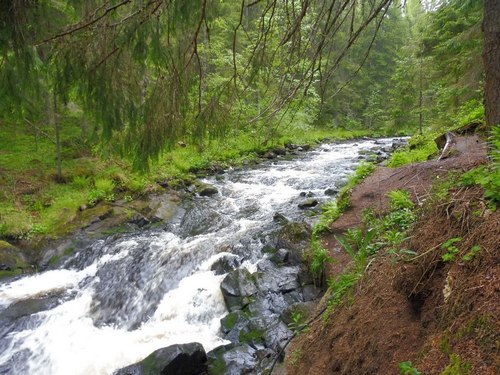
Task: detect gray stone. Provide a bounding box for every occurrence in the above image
[221,268,258,311]
[273,212,289,225]
[324,188,338,196]
[113,342,207,375]
[211,254,240,275]
[197,183,219,196]
[298,198,318,209]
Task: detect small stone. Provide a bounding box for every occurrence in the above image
[197,184,218,196]
[298,198,318,209]
[273,212,289,224]
[324,188,338,196]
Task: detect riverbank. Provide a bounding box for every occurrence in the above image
[0,128,395,279]
[283,133,499,374]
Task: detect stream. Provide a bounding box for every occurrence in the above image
[0,138,400,374]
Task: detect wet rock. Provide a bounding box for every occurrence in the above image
[114,342,207,375]
[272,212,289,225]
[211,254,240,275]
[221,311,247,334]
[271,248,289,264]
[263,151,276,159]
[207,344,258,375]
[0,241,24,273]
[274,147,286,156]
[276,222,311,264]
[324,187,338,196]
[392,138,407,150]
[221,268,258,311]
[129,214,150,228]
[298,198,318,209]
[255,261,300,293]
[197,183,219,196]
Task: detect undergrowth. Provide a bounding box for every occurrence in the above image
[460,126,500,209]
[309,162,376,285]
[323,189,418,321]
[388,133,438,167]
[0,119,373,242]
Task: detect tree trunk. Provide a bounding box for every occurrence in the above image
[51,93,63,182]
[483,0,500,129]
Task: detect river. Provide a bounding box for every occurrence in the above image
[0,138,398,374]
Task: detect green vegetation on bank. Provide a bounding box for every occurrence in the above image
[321,188,417,322]
[309,162,376,285]
[0,120,373,242]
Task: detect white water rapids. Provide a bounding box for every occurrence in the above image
[0,138,398,374]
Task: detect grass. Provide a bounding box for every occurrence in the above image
[308,162,376,286]
[0,114,378,244]
[387,133,438,167]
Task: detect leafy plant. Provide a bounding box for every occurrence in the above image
[327,272,361,307]
[388,189,415,210]
[441,237,462,262]
[399,361,421,375]
[335,228,376,271]
[309,242,333,286]
[72,175,91,189]
[460,126,500,209]
[288,311,309,333]
[463,245,481,262]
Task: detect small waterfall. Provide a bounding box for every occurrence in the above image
[0,138,398,374]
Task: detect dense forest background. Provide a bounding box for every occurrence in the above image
[0,0,490,240]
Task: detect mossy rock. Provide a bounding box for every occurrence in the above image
[0,241,28,279]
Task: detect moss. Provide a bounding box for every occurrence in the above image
[239,329,264,345]
[0,240,15,250]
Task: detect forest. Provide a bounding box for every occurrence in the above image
[0,0,494,242]
[0,1,499,374]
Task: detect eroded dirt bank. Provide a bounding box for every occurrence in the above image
[285,135,499,375]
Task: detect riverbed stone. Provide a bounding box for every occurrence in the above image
[298,198,318,209]
[113,342,207,375]
[272,212,289,225]
[221,268,258,311]
[197,183,219,196]
[211,254,240,275]
[276,222,311,264]
[324,187,338,196]
[207,344,258,375]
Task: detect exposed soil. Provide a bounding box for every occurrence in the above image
[285,135,499,375]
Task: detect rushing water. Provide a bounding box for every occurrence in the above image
[0,138,398,375]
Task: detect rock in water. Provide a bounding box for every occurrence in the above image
[211,254,240,275]
[324,187,338,196]
[298,198,318,209]
[197,183,219,196]
[220,268,258,311]
[113,342,207,375]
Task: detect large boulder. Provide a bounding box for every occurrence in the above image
[114,342,207,375]
[220,268,258,311]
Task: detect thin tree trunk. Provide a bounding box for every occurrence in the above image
[483,0,500,130]
[52,93,62,181]
[418,56,423,135]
